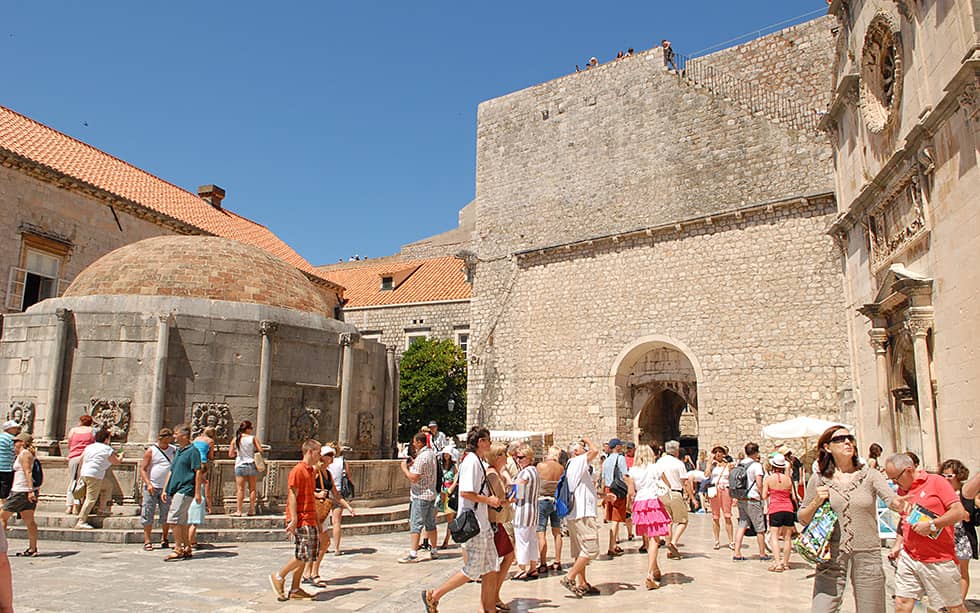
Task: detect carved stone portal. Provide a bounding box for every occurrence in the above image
[866,169,927,272]
[357,411,376,445]
[7,400,35,434]
[191,402,232,442]
[88,397,132,440]
[289,407,321,442]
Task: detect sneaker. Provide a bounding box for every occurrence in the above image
[289,588,314,600]
[398,553,419,564]
[421,590,439,613]
[269,573,286,601]
[74,522,95,530]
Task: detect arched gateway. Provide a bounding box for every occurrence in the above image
[610,336,704,453]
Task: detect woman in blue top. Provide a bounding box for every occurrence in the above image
[188,426,215,548]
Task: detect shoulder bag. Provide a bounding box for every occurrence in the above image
[793,501,838,565]
[609,456,629,499]
[450,459,488,544]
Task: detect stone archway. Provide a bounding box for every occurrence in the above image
[609,336,703,449]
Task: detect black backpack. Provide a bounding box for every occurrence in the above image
[31,458,43,489]
[729,462,755,499]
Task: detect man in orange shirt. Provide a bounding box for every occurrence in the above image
[270,439,324,601]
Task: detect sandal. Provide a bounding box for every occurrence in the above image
[511,570,530,581]
[15,548,38,557]
[163,552,184,562]
[645,575,660,590]
[551,561,562,572]
[143,542,153,551]
[495,602,511,612]
[713,541,721,550]
[159,539,170,549]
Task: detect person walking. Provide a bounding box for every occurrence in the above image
[269,439,323,601]
[560,436,600,598]
[0,433,39,556]
[162,424,203,561]
[939,459,979,603]
[229,420,262,516]
[74,428,121,529]
[707,445,735,550]
[625,443,671,589]
[0,422,21,507]
[305,445,355,587]
[731,442,767,561]
[399,432,439,563]
[187,426,216,549]
[799,425,904,612]
[511,443,540,580]
[326,444,352,555]
[139,428,175,550]
[486,442,516,609]
[656,440,690,559]
[439,447,459,549]
[536,446,564,573]
[762,452,797,571]
[885,453,969,613]
[422,427,501,613]
[601,438,629,557]
[64,415,95,514]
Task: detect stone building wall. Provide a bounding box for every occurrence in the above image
[690,16,836,112]
[342,300,471,356]
[0,165,174,313]
[470,198,852,451]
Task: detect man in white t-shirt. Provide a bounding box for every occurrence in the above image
[423,427,501,613]
[732,442,767,560]
[655,440,690,558]
[560,436,600,598]
[75,428,121,529]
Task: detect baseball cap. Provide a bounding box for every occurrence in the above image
[608,438,623,449]
[320,445,336,456]
[1,420,20,431]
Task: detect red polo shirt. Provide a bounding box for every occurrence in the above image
[899,470,960,563]
[286,461,317,528]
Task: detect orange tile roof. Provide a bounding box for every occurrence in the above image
[317,256,471,307]
[0,104,340,290]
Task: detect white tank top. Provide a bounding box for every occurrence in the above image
[235,434,256,467]
[11,451,34,493]
[147,445,176,489]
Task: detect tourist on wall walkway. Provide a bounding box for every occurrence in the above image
[656,440,690,559]
[0,433,39,556]
[74,428,120,529]
[139,428,175,550]
[399,432,439,563]
[162,424,203,561]
[64,415,95,514]
[625,442,671,590]
[560,436,600,598]
[423,427,501,613]
[535,446,565,573]
[229,420,262,516]
[269,439,322,601]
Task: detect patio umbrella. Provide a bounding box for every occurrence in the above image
[761,417,852,440]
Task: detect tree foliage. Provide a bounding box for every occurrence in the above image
[398,337,466,441]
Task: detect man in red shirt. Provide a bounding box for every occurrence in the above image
[270,439,324,601]
[885,453,969,613]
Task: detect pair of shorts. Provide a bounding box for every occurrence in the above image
[568,516,599,561]
[2,491,36,513]
[661,491,689,524]
[235,463,258,478]
[769,511,797,528]
[293,524,320,562]
[461,529,499,579]
[710,487,733,519]
[166,492,194,525]
[537,498,560,531]
[894,549,963,609]
[604,489,628,523]
[0,472,13,499]
[140,487,172,527]
[737,499,767,533]
[409,497,437,533]
[188,494,207,525]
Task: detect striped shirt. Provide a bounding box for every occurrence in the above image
[512,465,540,528]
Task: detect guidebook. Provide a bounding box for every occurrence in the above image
[907,504,941,539]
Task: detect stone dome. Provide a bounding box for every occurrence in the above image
[64,235,331,314]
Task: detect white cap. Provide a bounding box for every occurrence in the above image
[1,420,20,431]
[320,445,336,457]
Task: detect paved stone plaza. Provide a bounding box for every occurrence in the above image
[9,514,979,612]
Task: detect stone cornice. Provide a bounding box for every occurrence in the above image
[820,73,860,131]
[515,191,836,264]
[0,147,207,237]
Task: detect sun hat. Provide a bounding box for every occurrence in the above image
[320,445,336,457]
[770,453,787,469]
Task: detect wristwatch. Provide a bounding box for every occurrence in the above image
[928,520,937,534]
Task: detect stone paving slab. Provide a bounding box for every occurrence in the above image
[9,514,980,612]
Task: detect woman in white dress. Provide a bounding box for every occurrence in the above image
[511,443,540,580]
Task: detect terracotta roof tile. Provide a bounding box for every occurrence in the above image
[317,256,471,308]
[0,104,339,290]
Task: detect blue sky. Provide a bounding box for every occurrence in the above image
[4,1,826,265]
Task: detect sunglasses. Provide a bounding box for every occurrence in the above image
[941,473,956,480]
[829,434,855,444]
[516,455,526,460]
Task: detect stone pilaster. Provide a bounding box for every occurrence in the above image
[147,314,171,442]
[256,320,278,443]
[868,328,895,451]
[337,332,358,448]
[41,308,70,449]
[905,309,937,469]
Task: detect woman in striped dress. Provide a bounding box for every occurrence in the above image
[511,443,541,580]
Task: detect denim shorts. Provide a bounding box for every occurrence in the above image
[140,486,171,527]
[409,497,437,533]
[537,497,560,532]
[235,463,258,478]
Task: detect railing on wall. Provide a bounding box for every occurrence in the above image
[673,52,821,132]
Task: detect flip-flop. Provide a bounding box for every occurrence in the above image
[142,543,153,551]
[511,570,529,581]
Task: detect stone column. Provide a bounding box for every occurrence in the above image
[384,345,397,456]
[257,320,278,443]
[147,315,171,442]
[906,311,938,469]
[868,328,895,451]
[337,333,357,448]
[42,308,70,443]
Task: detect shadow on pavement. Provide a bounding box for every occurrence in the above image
[337,547,376,556]
[592,581,636,595]
[328,574,379,586]
[193,550,238,559]
[508,597,559,610]
[313,587,371,601]
[23,551,79,559]
[660,572,693,585]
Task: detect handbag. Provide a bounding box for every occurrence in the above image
[793,501,839,565]
[450,459,489,544]
[493,522,514,556]
[254,451,267,473]
[316,497,334,523]
[609,457,629,499]
[707,485,719,499]
[73,478,87,501]
[340,463,355,499]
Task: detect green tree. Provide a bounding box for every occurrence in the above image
[398,337,466,441]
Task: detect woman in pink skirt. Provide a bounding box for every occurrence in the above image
[625,444,672,589]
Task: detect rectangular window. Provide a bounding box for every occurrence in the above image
[380,276,394,291]
[456,332,469,360]
[361,331,382,343]
[405,333,428,350]
[7,235,70,312]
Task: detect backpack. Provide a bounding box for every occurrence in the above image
[31,458,43,489]
[340,461,355,499]
[729,461,757,500]
[555,473,573,518]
